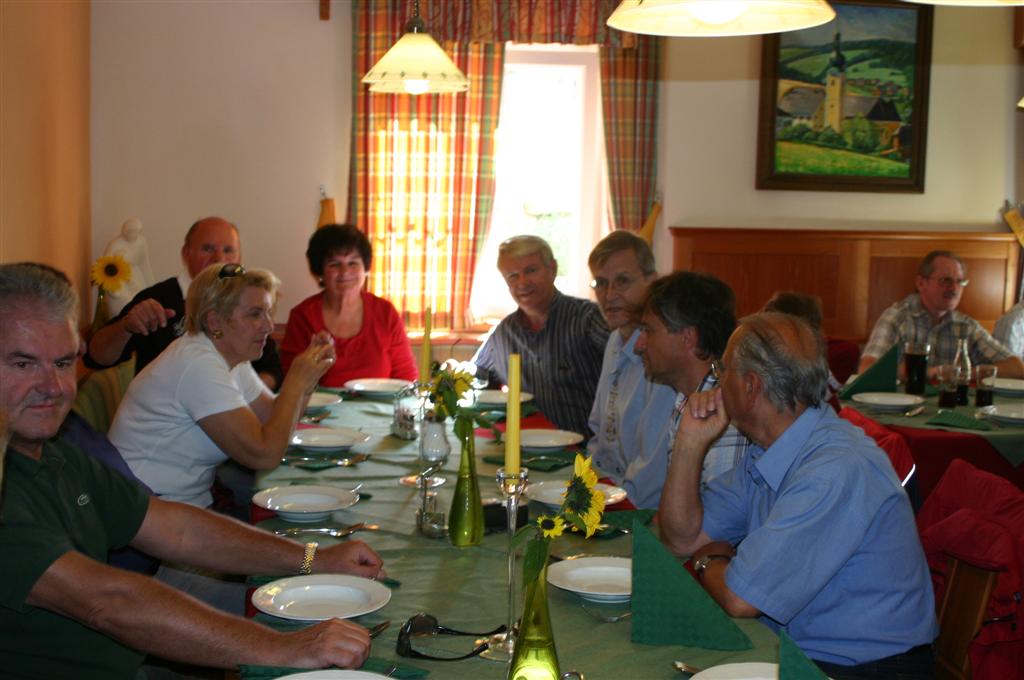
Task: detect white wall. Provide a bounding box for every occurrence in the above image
[91,0,352,319]
[653,6,1024,270]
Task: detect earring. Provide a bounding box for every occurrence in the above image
[211,329,224,340]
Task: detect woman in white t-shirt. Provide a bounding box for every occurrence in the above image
[110,263,336,508]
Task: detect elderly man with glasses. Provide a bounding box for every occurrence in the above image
[859,250,1024,378]
[585,231,676,508]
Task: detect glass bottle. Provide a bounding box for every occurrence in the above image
[954,338,971,406]
[508,540,560,680]
[448,414,484,547]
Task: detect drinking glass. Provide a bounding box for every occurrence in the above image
[936,365,960,409]
[975,365,997,408]
[903,341,930,396]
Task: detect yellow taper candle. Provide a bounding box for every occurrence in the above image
[419,307,432,380]
[505,353,521,473]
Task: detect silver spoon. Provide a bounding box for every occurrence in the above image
[300,410,332,424]
[367,620,390,638]
[581,603,631,623]
[275,523,380,538]
[673,660,703,675]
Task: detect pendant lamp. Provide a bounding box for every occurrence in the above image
[900,1,1024,5]
[607,0,836,37]
[361,0,469,95]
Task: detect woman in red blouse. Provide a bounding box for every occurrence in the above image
[280,224,417,386]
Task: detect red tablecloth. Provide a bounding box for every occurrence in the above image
[890,425,1024,501]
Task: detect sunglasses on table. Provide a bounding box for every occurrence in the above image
[395,612,506,661]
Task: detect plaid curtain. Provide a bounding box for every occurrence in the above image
[349,1,658,329]
[600,37,660,232]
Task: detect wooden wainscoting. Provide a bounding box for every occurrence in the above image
[670,227,1021,341]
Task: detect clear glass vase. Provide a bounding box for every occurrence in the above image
[508,539,560,680]
[448,414,484,547]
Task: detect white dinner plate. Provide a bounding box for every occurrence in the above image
[981,377,1024,396]
[978,403,1024,425]
[547,556,631,603]
[278,672,390,680]
[520,429,584,451]
[474,389,535,407]
[344,378,412,397]
[278,672,390,679]
[850,392,925,411]
[305,392,342,412]
[252,574,391,621]
[252,485,359,523]
[292,428,358,451]
[691,663,779,680]
[526,481,627,508]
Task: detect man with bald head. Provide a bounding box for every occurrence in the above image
[86,217,282,388]
[660,313,937,678]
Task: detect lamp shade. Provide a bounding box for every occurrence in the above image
[1019,96,1024,108]
[362,31,469,95]
[900,1,1024,5]
[607,0,836,37]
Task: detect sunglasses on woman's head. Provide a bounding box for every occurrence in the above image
[395,613,505,661]
[218,263,246,279]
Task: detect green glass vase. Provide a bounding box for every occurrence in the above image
[448,414,484,546]
[91,286,110,335]
[508,539,560,680]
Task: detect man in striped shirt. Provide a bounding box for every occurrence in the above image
[470,235,609,435]
[634,272,750,492]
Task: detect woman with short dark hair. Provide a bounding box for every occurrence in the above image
[280,224,417,387]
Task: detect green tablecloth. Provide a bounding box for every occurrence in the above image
[254,397,779,679]
[842,391,1024,467]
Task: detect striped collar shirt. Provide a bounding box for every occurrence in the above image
[471,290,609,435]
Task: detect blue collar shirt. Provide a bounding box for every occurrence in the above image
[587,328,677,508]
[701,405,938,665]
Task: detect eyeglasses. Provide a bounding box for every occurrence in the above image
[590,273,638,293]
[709,359,721,382]
[396,613,505,661]
[927,275,969,289]
[218,263,246,279]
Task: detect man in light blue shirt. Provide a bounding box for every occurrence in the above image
[585,232,676,508]
[661,313,937,677]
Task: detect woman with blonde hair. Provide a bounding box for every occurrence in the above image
[110,263,335,509]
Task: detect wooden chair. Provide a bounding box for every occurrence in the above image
[934,556,998,680]
[72,357,135,432]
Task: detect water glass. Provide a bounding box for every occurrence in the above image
[903,341,930,395]
[936,364,960,409]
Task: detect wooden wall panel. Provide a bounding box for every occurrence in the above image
[671,227,1021,341]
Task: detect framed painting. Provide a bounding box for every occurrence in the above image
[755,0,933,193]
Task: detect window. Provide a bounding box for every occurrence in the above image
[468,44,610,326]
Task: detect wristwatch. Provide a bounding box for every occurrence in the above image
[693,554,731,576]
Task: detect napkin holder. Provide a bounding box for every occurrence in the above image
[391,381,430,440]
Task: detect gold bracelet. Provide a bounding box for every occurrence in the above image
[300,542,318,575]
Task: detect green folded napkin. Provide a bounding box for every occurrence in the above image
[926,410,991,431]
[840,344,898,399]
[239,657,428,679]
[779,629,829,679]
[482,448,575,471]
[630,520,752,650]
[594,508,655,538]
[476,402,540,422]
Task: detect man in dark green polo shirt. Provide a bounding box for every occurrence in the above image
[0,263,386,679]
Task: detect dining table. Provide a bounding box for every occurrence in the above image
[250,392,781,679]
[840,389,1024,500]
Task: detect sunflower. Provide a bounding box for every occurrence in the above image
[90,255,132,293]
[537,515,565,538]
[561,454,605,537]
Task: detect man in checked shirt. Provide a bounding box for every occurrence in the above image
[858,250,1023,378]
[634,271,750,492]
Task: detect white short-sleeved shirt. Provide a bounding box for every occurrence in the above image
[109,333,270,507]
